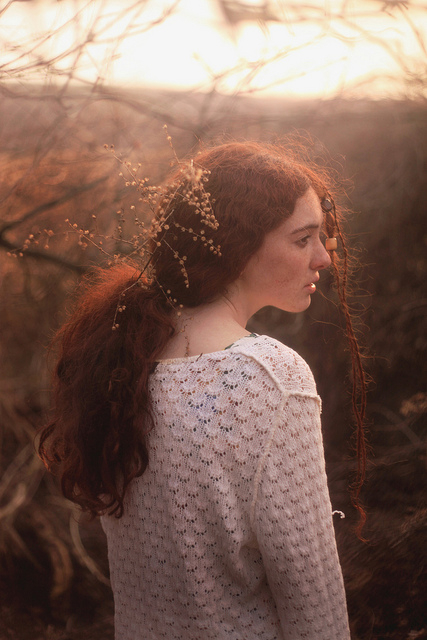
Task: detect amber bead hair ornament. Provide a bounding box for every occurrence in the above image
[321,197,338,251]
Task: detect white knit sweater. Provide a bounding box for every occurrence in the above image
[101,335,350,640]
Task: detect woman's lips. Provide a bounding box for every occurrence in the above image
[305,276,319,292]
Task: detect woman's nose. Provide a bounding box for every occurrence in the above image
[312,240,332,271]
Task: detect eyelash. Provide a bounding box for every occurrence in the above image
[297,235,310,247]
[297,232,327,248]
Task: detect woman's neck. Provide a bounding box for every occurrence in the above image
[157,296,252,360]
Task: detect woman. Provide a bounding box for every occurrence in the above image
[40,142,365,639]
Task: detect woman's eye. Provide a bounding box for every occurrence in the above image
[297,235,310,247]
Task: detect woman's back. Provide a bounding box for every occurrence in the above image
[101,335,350,640]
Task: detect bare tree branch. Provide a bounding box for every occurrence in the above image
[0,176,109,235]
[0,237,87,273]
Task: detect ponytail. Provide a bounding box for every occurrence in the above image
[38,265,174,517]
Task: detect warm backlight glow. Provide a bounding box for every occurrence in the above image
[2,0,426,98]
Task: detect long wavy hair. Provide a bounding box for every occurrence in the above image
[38,141,367,528]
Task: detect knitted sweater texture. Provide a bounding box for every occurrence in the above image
[101,335,350,640]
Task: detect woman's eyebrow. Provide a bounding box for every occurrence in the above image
[290,223,320,235]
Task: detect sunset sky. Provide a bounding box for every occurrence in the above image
[2,0,426,98]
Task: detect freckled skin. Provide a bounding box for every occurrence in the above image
[236,188,332,314]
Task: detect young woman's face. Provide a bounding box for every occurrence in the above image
[237,187,332,314]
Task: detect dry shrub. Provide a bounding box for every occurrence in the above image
[337,443,427,640]
[0,259,113,635]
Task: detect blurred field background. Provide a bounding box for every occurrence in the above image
[0,1,426,639]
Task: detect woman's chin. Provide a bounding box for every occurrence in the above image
[274,297,312,314]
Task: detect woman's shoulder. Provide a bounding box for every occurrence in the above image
[228,334,318,397]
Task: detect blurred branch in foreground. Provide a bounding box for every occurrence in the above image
[212,0,427,99]
[1,0,427,102]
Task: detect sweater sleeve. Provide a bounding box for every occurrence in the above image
[250,392,350,640]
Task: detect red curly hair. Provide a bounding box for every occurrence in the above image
[38,141,367,530]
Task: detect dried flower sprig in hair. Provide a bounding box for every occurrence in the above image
[103,133,222,328]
